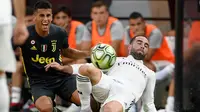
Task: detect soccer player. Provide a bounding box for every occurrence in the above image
[45,35,157,112]
[0,0,27,111]
[14,0,89,112]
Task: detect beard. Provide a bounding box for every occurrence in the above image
[130,51,145,60]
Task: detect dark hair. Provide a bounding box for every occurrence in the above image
[26,6,34,16]
[91,0,108,12]
[53,5,71,18]
[34,0,52,12]
[129,35,147,44]
[129,12,144,20]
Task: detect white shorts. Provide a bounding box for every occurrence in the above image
[152,60,173,71]
[0,24,16,72]
[92,72,136,112]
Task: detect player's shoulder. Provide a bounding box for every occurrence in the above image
[50,24,66,33]
[145,66,156,78]
[111,19,123,28]
[85,21,92,32]
[27,25,36,37]
[27,25,35,32]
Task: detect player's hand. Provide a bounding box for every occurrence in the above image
[44,62,63,72]
[13,21,29,45]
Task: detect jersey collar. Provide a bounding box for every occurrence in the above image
[127,55,144,64]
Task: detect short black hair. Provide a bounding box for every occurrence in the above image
[53,5,71,18]
[26,7,34,16]
[91,0,108,12]
[129,35,147,44]
[129,12,144,19]
[34,0,52,12]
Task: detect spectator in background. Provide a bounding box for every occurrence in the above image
[124,12,174,79]
[24,7,35,26]
[188,21,200,48]
[80,0,126,57]
[53,5,86,65]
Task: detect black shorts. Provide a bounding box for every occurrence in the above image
[30,75,77,104]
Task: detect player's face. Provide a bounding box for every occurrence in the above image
[91,6,109,27]
[53,11,71,28]
[25,15,35,26]
[129,18,145,33]
[129,36,149,60]
[34,9,52,32]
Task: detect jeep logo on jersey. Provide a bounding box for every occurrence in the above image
[31,54,55,64]
[41,44,47,52]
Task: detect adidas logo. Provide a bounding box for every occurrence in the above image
[31,46,37,50]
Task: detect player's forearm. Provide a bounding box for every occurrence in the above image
[65,50,89,59]
[13,0,26,21]
[72,50,90,59]
[168,78,175,96]
[62,48,90,59]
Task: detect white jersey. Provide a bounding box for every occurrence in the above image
[0,0,12,24]
[73,56,157,111]
[0,2,16,72]
[107,56,157,112]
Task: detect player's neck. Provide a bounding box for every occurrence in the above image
[98,23,106,29]
[35,25,49,37]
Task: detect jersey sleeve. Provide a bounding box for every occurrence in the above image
[61,29,69,49]
[140,70,157,112]
[124,26,131,45]
[75,24,85,44]
[110,20,124,41]
[81,21,92,41]
[148,28,163,48]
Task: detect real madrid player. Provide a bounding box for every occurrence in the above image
[45,35,157,112]
[13,0,90,112]
[0,0,28,111]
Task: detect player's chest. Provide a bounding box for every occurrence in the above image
[25,37,62,54]
[117,61,148,79]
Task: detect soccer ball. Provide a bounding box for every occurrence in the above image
[91,43,117,70]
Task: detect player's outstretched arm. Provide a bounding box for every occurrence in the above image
[45,62,73,74]
[13,0,29,45]
[141,71,157,112]
[45,62,84,75]
[61,47,90,59]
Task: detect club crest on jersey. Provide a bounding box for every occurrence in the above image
[51,43,56,52]
[41,44,47,52]
[31,40,35,45]
[51,40,57,52]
